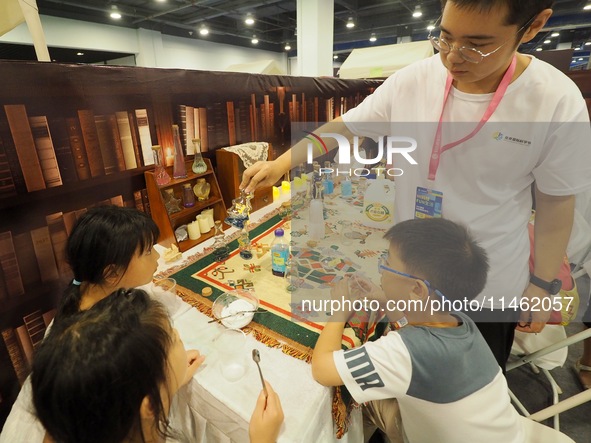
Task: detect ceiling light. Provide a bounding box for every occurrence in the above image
[427,23,435,31]
[284,43,291,51]
[584,4,591,10]
[575,46,582,50]
[199,25,209,35]
[346,17,355,28]
[110,5,121,19]
[543,39,551,44]
[333,54,338,59]
[586,42,591,46]
[77,52,84,56]
[251,35,258,44]
[551,32,560,37]
[579,57,585,61]
[369,33,377,42]
[156,0,166,3]
[412,6,423,18]
[245,13,255,25]
[535,47,543,52]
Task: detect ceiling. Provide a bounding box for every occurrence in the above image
[3,0,591,68]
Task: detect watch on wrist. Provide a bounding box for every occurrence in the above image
[529,274,562,295]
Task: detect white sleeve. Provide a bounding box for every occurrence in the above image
[332,332,412,404]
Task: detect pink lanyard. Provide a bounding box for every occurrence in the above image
[428,55,517,181]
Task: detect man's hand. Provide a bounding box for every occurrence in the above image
[249,381,284,443]
[240,160,285,194]
[183,349,206,386]
[515,283,552,333]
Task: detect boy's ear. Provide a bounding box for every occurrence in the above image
[520,9,552,44]
[410,280,430,301]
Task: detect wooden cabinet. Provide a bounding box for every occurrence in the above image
[215,144,274,212]
[145,158,226,252]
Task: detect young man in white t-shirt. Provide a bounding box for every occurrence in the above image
[311,218,523,443]
[241,0,591,370]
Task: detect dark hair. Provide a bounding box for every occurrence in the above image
[58,205,159,316]
[384,218,489,301]
[440,0,554,31]
[32,289,174,443]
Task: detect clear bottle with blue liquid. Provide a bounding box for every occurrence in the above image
[322,161,334,195]
[271,228,289,277]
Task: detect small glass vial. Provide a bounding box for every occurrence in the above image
[191,138,207,174]
[322,160,334,195]
[225,190,254,229]
[152,145,171,186]
[182,183,195,208]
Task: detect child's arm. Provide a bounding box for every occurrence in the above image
[311,278,352,386]
[249,381,284,443]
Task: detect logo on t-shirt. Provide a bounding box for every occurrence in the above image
[343,347,385,391]
[491,131,532,146]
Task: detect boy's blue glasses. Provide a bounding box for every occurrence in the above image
[378,253,448,301]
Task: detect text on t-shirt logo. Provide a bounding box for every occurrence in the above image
[343,347,385,391]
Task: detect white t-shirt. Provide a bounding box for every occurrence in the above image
[333,312,524,443]
[342,54,591,308]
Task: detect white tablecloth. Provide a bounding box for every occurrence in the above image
[156,194,363,443]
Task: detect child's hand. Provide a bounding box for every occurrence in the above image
[330,277,354,320]
[183,349,206,385]
[249,381,284,443]
[353,276,389,308]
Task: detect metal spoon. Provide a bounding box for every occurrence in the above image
[207,309,267,324]
[252,349,268,398]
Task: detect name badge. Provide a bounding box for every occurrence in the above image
[415,187,443,219]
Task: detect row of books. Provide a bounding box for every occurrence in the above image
[0,105,156,196]
[1,308,56,386]
[0,191,150,302]
[177,92,366,155]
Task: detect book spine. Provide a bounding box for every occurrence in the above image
[3,105,45,191]
[47,117,78,184]
[184,105,195,155]
[107,114,127,172]
[0,126,17,198]
[62,211,78,236]
[1,328,28,385]
[140,188,151,216]
[45,212,71,278]
[0,231,24,297]
[77,110,105,178]
[115,111,138,170]
[30,226,59,283]
[28,115,63,188]
[0,119,27,194]
[12,232,41,290]
[133,190,144,212]
[134,109,154,166]
[127,111,143,167]
[65,116,91,181]
[110,195,124,207]
[227,101,236,146]
[23,310,46,351]
[251,94,259,141]
[15,325,33,368]
[93,114,118,175]
[198,108,208,152]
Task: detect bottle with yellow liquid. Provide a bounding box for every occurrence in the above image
[362,175,395,229]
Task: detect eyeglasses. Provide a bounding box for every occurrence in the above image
[378,253,447,301]
[428,15,536,64]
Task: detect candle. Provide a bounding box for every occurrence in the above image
[273,186,280,201]
[281,180,291,194]
[197,214,210,233]
[165,147,174,167]
[187,221,201,240]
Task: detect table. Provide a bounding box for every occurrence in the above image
[154,195,366,443]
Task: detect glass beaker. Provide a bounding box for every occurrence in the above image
[151,145,171,186]
[191,138,207,174]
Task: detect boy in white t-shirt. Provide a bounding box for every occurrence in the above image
[311,218,523,443]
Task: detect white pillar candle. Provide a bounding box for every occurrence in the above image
[197,214,210,232]
[187,221,201,240]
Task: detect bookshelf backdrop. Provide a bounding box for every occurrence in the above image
[0,59,381,426]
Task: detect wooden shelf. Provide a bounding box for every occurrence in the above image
[145,158,227,252]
